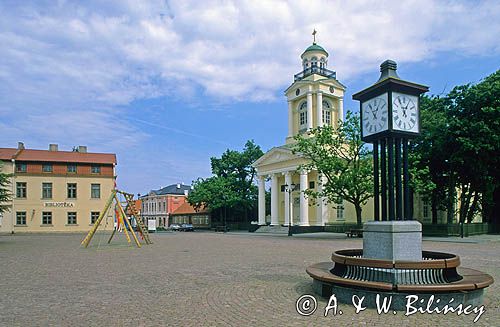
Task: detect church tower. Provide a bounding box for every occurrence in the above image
[284,34,345,144]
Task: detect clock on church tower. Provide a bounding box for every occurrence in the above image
[354,60,428,143]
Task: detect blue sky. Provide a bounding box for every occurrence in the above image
[1,0,499,195]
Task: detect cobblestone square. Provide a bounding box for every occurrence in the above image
[0,232,498,326]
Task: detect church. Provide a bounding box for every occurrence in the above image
[252,38,374,229]
[252,38,487,235]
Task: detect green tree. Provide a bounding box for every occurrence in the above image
[292,111,373,227]
[444,70,500,226]
[410,95,452,223]
[188,140,264,224]
[411,70,500,231]
[0,162,12,213]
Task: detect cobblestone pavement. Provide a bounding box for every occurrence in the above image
[0,231,498,326]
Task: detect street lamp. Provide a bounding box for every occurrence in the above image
[285,183,298,237]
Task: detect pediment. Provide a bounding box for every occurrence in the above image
[252,147,300,167]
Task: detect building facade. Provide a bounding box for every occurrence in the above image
[0,143,116,233]
[140,184,191,228]
[170,202,211,229]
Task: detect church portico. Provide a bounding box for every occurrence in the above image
[255,162,328,227]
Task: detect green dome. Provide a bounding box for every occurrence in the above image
[302,43,328,57]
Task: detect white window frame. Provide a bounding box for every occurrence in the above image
[299,101,308,130]
[67,212,77,225]
[322,100,332,125]
[91,184,101,199]
[336,197,344,220]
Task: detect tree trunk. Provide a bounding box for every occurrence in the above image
[431,189,438,224]
[355,204,362,228]
[447,176,455,224]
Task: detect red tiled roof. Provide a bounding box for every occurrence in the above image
[0,148,18,160]
[172,202,208,215]
[0,147,116,164]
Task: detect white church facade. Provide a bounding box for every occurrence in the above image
[253,41,374,228]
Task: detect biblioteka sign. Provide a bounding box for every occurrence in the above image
[44,202,75,208]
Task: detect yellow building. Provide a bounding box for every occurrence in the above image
[0,143,116,233]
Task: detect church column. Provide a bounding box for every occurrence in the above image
[271,173,279,226]
[306,92,313,130]
[338,98,344,123]
[316,91,323,128]
[284,171,292,226]
[299,170,309,226]
[317,174,328,226]
[258,175,266,225]
[287,101,293,138]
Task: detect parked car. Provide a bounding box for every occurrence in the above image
[180,223,194,232]
[169,223,181,231]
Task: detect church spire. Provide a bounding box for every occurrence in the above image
[312,29,317,44]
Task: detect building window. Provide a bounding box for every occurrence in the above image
[67,212,77,225]
[67,164,77,173]
[423,200,430,220]
[16,211,27,225]
[309,181,315,189]
[16,163,27,172]
[42,164,53,173]
[91,165,101,174]
[91,212,100,224]
[336,197,344,220]
[67,183,77,199]
[91,184,101,199]
[322,100,332,125]
[42,212,52,225]
[299,101,308,129]
[42,183,52,199]
[16,182,27,198]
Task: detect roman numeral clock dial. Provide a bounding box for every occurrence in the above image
[361,93,388,138]
[392,92,419,133]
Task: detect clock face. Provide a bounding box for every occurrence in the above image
[392,92,419,133]
[361,93,388,137]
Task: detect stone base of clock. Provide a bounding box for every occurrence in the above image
[362,220,422,261]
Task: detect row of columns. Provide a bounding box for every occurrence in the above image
[287,91,344,138]
[257,171,328,226]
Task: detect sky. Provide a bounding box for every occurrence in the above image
[1,0,499,195]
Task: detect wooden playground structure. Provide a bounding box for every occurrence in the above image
[81,189,152,248]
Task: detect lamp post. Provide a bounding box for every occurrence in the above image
[285,183,297,237]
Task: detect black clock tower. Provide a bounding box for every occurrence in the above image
[353,60,428,221]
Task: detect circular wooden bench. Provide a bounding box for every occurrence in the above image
[306,249,493,292]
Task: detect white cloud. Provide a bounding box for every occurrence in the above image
[1,0,498,108]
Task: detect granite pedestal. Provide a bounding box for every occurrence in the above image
[363,221,422,261]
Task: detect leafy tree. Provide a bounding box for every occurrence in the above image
[410,95,453,223]
[292,111,373,227]
[188,140,264,224]
[444,70,500,226]
[412,70,500,231]
[0,162,12,213]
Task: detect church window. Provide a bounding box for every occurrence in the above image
[336,197,344,220]
[422,200,430,220]
[311,57,318,72]
[299,102,308,129]
[322,100,332,125]
[320,58,326,70]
